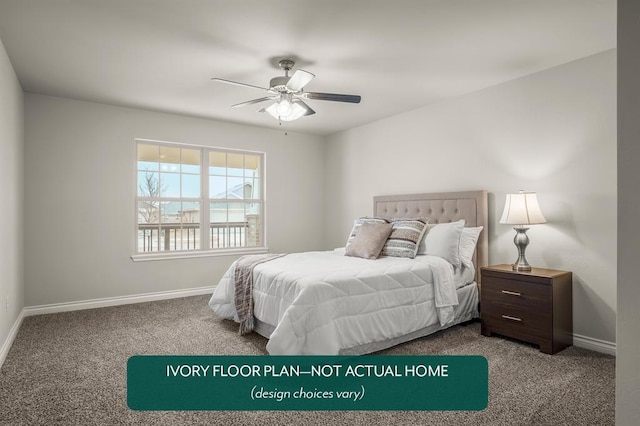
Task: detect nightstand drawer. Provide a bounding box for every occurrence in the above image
[482,299,551,337]
[482,277,551,312]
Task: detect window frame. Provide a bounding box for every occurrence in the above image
[131,138,267,262]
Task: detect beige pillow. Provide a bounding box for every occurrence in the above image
[345,217,390,249]
[345,222,393,259]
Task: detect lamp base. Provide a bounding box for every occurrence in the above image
[512,262,532,272]
[511,227,532,272]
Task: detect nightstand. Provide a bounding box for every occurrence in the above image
[480,264,572,355]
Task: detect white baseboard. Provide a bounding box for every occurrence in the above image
[2,287,615,369]
[23,286,215,317]
[1,286,215,369]
[573,332,616,356]
[0,309,26,369]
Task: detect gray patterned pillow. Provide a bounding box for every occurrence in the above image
[345,222,393,259]
[380,218,429,259]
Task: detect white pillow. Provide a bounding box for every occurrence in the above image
[421,219,465,267]
[459,226,483,269]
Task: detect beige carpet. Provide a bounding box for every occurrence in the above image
[0,295,614,425]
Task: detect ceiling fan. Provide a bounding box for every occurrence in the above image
[212,59,361,122]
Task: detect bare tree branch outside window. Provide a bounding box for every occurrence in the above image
[138,171,165,224]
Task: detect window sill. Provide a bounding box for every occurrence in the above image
[130,247,269,262]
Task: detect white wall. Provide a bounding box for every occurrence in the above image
[24,94,325,306]
[0,39,24,351]
[617,0,640,423]
[325,50,617,345]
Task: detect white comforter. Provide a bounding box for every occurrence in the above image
[209,250,459,355]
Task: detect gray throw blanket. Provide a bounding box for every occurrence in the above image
[233,253,286,335]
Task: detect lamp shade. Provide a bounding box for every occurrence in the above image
[500,191,547,226]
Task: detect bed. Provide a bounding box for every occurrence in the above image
[209,190,488,355]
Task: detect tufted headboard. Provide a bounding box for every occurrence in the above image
[373,190,488,284]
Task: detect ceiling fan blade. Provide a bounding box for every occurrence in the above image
[211,78,269,91]
[232,97,277,108]
[303,92,361,103]
[286,70,315,92]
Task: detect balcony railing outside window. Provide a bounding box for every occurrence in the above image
[137,221,254,252]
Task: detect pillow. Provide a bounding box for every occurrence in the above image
[345,217,390,249]
[417,224,434,255]
[345,222,393,259]
[380,218,428,259]
[459,226,483,269]
[421,219,465,267]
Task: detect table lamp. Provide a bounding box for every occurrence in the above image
[500,191,547,272]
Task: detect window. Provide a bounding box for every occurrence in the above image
[135,140,264,257]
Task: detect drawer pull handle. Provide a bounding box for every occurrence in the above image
[501,315,522,322]
[501,290,521,296]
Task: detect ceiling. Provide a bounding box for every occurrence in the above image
[0,0,616,136]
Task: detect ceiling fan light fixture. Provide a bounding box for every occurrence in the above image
[265,96,307,122]
[280,102,307,121]
[276,95,293,116]
[265,101,306,122]
[264,102,281,120]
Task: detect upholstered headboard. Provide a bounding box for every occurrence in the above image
[373,190,488,284]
